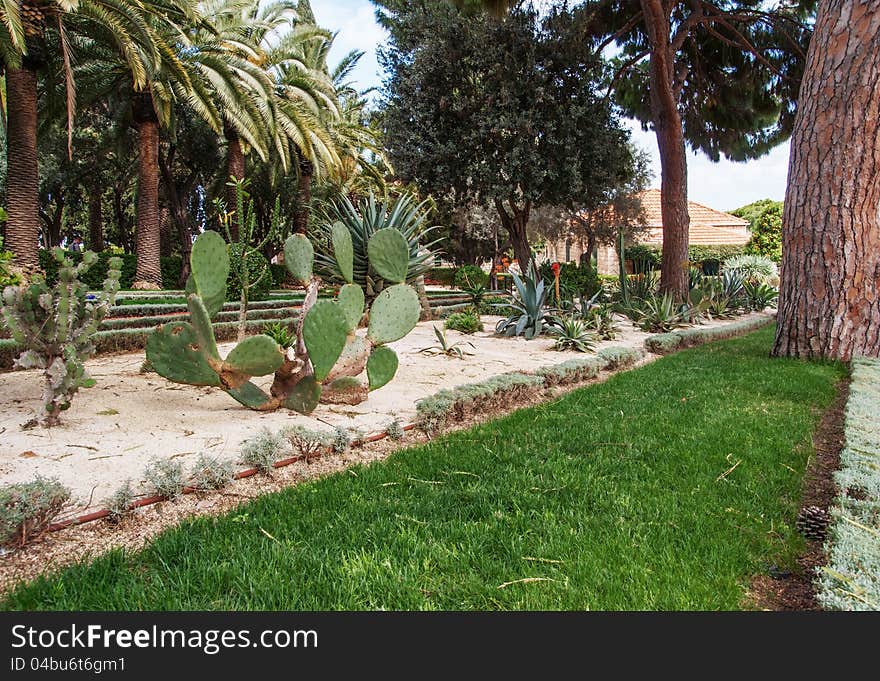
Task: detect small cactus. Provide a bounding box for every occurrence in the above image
[1,249,121,425]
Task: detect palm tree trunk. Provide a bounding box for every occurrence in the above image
[87,181,104,251]
[5,63,41,268]
[293,152,314,234]
[133,92,162,288]
[225,123,245,241]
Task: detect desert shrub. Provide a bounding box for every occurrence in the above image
[190,454,236,491]
[386,418,406,441]
[0,477,70,548]
[818,358,880,611]
[240,428,286,473]
[444,310,483,334]
[331,426,353,455]
[536,356,604,387]
[144,459,186,500]
[597,346,645,370]
[227,243,272,301]
[283,425,332,461]
[549,317,597,353]
[106,479,137,523]
[454,265,488,289]
[723,254,778,283]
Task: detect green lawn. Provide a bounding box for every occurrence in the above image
[2,327,844,610]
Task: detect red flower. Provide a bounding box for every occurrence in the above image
[551,262,561,276]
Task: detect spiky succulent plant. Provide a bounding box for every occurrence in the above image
[145,217,420,414]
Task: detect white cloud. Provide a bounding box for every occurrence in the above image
[315,0,791,211]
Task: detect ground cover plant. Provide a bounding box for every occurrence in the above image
[0,327,845,610]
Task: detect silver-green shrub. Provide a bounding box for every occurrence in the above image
[818,358,880,611]
[190,453,236,491]
[240,428,286,473]
[144,458,186,500]
[106,479,136,523]
[0,477,71,548]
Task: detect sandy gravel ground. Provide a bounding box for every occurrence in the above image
[0,313,766,510]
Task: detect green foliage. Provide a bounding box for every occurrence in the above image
[425,267,457,286]
[596,346,645,370]
[742,281,779,310]
[644,317,773,354]
[263,322,296,349]
[732,199,783,262]
[454,265,488,289]
[144,459,186,500]
[582,304,620,340]
[539,261,601,305]
[418,325,475,359]
[227,244,271,302]
[0,236,21,288]
[385,418,406,442]
[0,329,846,610]
[495,267,555,339]
[366,346,399,390]
[1,249,121,424]
[316,193,439,297]
[240,428,286,473]
[444,310,483,334]
[624,244,748,273]
[549,317,598,353]
[723,254,778,283]
[0,477,70,549]
[818,358,880,611]
[630,293,685,333]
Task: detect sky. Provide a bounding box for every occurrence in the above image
[312,0,790,212]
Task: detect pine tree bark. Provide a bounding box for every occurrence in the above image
[772,0,880,360]
[641,0,690,299]
[5,62,41,268]
[133,91,162,288]
[87,181,104,251]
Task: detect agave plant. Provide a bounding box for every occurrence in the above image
[743,281,779,310]
[632,293,685,333]
[549,317,598,353]
[418,325,475,359]
[316,193,441,298]
[723,254,778,283]
[494,266,556,339]
[582,303,620,340]
[721,270,745,303]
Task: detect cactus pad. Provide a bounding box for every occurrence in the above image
[367,228,409,283]
[284,375,322,414]
[325,335,370,382]
[302,300,348,381]
[190,231,229,299]
[185,274,224,318]
[284,234,314,284]
[225,335,284,377]
[337,284,365,332]
[367,284,420,344]
[227,381,273,410]
[331,222,354,283]
[366,346,398,391]
[187,294,220,360]
[146,322,221,386]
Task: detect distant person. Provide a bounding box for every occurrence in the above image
[70,236,84,253]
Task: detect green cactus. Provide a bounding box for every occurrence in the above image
[367,228,410,284]
[1,249,121,425]
[367,346,399,391]
[146,208,424,414]
[190,230,229,300]
[284,234,314,285]
[368,284,421,344]
[337,283,365,331]
[331,222,354,284]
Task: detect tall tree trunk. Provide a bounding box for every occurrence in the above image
[159,207,172,257]
[225,123,245,241]
[294,152,314,234]
[40,194,65,248]
[87,181,104,251]
[641,0,689,299]
[5,62,41,268]
[133,92,162,288]
[772,0,880,361]
[494,198,532,273]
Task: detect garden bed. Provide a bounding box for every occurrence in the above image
[0,313,770,514]
[0,326,844,609]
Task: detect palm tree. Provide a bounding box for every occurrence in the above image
[1,0,169,268]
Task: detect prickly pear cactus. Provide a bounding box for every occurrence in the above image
[146,217,422,414]
[0,249,121,425]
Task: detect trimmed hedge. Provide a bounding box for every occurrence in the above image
[425,267,457,286]
[644,316,774,354]
[106,298,304,318]
[100,306,298,331]
[818,358,880,611]
[624,244,748,273]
